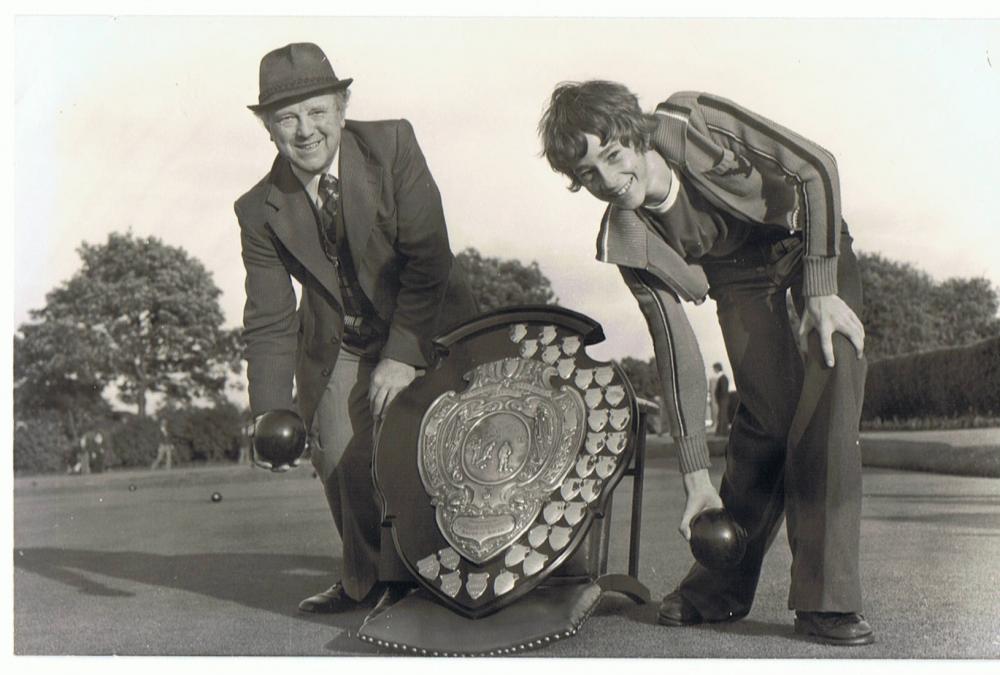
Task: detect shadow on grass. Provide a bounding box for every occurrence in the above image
[13,546,383,638]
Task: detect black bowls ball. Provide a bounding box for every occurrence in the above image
[253,409,307,467]
[689,507,748,570]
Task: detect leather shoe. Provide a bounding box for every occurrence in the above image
[657,592,705,626]
[794,611,875,646]
[298,582,362,614]
[658,591,748,626]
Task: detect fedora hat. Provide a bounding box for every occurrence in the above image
[248,42,353,112]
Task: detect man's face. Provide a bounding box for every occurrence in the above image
[266,93,346,175]
[572,133,649,210]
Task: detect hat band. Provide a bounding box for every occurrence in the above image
[259,76,347,104]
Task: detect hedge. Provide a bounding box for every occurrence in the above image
[109,416,162,468]
[165,404,245,463]
[863,336,1000,421]
[13,412,75,475]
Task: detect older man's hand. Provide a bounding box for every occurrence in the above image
[369,357,417,422]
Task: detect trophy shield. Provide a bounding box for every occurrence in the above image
[374,306,639,618]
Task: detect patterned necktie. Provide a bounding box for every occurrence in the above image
[317,174,340,256]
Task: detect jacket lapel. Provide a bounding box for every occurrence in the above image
[338,128,381,283]
[264,158,342,301]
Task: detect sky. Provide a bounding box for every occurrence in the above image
[12,13,1000,412]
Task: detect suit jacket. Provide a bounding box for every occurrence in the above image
[235,119,477,429]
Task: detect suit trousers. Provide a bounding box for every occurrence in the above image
[676,229,867,618]
[310,349,409,601]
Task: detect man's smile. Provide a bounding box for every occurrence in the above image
[611,176,634,198]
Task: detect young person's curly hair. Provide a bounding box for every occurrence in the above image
[538,80,658,192]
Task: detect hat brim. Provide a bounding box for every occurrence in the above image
[247,78,353,113]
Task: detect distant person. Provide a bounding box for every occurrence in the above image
[235,43,477,615]
[539,82,871,645]
[151,419,173,470]
[80,430,106,474]
[710,363,730,435]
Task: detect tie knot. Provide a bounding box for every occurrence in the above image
[319,173,339,200]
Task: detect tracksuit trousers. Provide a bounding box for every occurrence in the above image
[676,227,867,618]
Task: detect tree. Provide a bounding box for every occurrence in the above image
[616,356,661,401]
[858,252,1000,359]
[15,231,242,417]
[456,247,557,313]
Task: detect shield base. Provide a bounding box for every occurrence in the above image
[357,581,602,656]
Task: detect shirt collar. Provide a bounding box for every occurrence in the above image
[289,147,340,207]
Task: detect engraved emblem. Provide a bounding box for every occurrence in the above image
[609,407,631,430]
[561,336,581,356]
[595,366,615,387]
[520,339,538,358]
[466,573,490,600]
[596,456,617,479]
[585,432,606,455]
[606,431,627,455]
[419,358,587,564]
[588,409,609,432]
[523,551,548,576]
[584,388,604,409]
[494,571,518,596]
[541,345,562,364]
[604,385,626,406]
[556,358,575,380]
[440,571,462,598]
[504,544,530,568]
[417,554,440,580]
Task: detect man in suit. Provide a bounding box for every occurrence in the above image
[236,43,477,613]
[710,362,730,435]
[538,81,872,645]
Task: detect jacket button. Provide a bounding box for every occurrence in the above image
[321,368,332,377]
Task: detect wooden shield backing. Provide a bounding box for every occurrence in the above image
[374,306,638,618]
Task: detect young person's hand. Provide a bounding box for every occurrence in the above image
[679,469,724,540]
[799,294,865,368]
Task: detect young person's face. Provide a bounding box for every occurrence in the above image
[571,133,649,210]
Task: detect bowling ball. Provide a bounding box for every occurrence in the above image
[253,409,307,467]
[211,492,223,503]
[689,508,747,570]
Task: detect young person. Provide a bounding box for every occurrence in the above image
[539,82,872,645]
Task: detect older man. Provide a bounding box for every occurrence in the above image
[236,43,477,613]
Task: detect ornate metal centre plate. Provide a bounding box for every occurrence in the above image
[419,358,586,564]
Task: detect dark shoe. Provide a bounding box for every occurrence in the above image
[657,592,704,626]
[658,591,749,627]
[298,582,361,614]
[794,611,875,646]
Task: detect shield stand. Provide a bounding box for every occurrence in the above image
[594,398,656,605]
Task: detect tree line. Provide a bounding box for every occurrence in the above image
[13,232,998,473]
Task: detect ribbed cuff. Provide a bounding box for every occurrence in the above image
[675,431,711,474]
[802,256,839,296]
